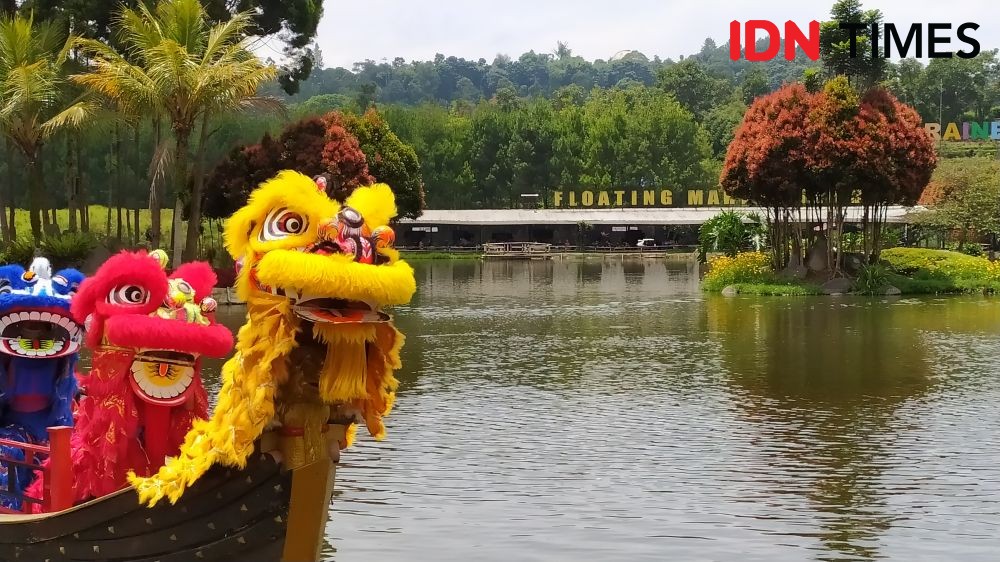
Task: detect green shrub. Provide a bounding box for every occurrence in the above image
[698,210,757,263]
[724,282,822,296]
[41,232,99,269]
[881,247,1000,293]
[959,244,985,257]
[854,263,889,295]
[1,239,39,266]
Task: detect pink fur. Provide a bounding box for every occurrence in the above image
[104,315,234,358]
[170,261,217,301]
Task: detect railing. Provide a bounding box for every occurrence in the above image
[399,244,698,253]
[0,426,72,514]
[482,242,552,256]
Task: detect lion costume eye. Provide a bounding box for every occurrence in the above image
[108,284,150,305]
[259,208,308,242]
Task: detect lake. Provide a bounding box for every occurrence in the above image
[213,257,1000,561]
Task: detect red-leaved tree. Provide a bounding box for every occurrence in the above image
[721,83,817,269]
[722,80,936,272]
[320,113,374,202]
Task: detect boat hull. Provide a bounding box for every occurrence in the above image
[0,448,328,562]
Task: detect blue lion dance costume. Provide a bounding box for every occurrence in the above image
[0,257,84,510]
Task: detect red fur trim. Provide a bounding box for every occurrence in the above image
[170,262,217,301]
[104,316,233,358]
[72,251,168,325]
[25,350,211,512]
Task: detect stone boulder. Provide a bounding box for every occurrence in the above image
[806,235,829,273]
[721,285,739,297]
[883,285,901,296]
[820,277,854,295]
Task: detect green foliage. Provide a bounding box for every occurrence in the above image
[881,247,1000,293]
[0,238,38,265]
[718,282,822,296]
[853,263,889,295]
[40,231,98,268]
[698,210,751,263]
[916,158,1000,240]
[819,0,887,89]
[344,109,425,219]
[656,59,735,120]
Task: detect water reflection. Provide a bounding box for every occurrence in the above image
[193,259,1000,561]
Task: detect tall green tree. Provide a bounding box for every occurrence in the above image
[819,0,886,89]
[655,59,734,120]
[0,14,81,241]
[74,0,280,262]
[25,0,320,94]
[344,108,424,219]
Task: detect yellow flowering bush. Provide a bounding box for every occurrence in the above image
[703,251,773,291]
[881,247,1000,293]
[881,248,995,280]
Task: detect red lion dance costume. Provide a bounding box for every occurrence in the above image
[26,250,233,509]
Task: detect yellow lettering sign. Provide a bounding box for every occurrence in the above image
[943,122,962,141]
[688,190,704,205]
[614,190,625,206]
[707,190,720,205]
[581,191,594,206]
[660,190,672,205]
[597,191,610,206]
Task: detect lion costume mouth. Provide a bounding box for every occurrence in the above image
[0,308,82,358]
[129,349,197,406]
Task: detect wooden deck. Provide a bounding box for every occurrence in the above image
[481,242,552,259]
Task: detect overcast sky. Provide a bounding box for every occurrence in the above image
[307,0,999,69]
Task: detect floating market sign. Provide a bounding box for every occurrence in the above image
[552,189,748,208]
[924,120,1000,141]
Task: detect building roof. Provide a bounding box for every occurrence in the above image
[399,206,926,226]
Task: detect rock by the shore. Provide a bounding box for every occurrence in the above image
[883,285,901,295]
[721,285,739,297]
[820,277,854,295]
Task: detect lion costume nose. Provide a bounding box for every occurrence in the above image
[313,207,395,265]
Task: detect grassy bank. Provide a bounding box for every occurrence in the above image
[702,248,1000,296]
[7,206,177,239]
[881,248,1000,294]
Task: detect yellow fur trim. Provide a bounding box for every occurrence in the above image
[255,250,415,306]
[132,170,414,505]
[345,183,396,230]
[130,296,294,505]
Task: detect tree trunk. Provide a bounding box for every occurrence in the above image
[183,114,210,262]
[27,146,44,243]
[0,174,7,244]
[5,140,15,242]
[170,128,191,267]
[133,206,140,247]
[149,118,163,250]
[66,133,78,232]
[77,133,88,233]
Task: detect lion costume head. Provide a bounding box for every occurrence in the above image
[131,171,416,505]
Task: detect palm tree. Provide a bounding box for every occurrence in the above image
[0,15,83,242]
[74,0,280,262]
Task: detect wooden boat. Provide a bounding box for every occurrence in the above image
[0,427,343,562]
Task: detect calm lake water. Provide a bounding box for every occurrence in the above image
[211,258,1000,562]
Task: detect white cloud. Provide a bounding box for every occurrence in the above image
[315,0,998,68]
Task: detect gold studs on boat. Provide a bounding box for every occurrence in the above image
[240,504,248,512]
[107,526,115,534]
[207,522,216,530]
[169,534,178,541]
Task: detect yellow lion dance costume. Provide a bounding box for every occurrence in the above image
[130,170,416,506]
